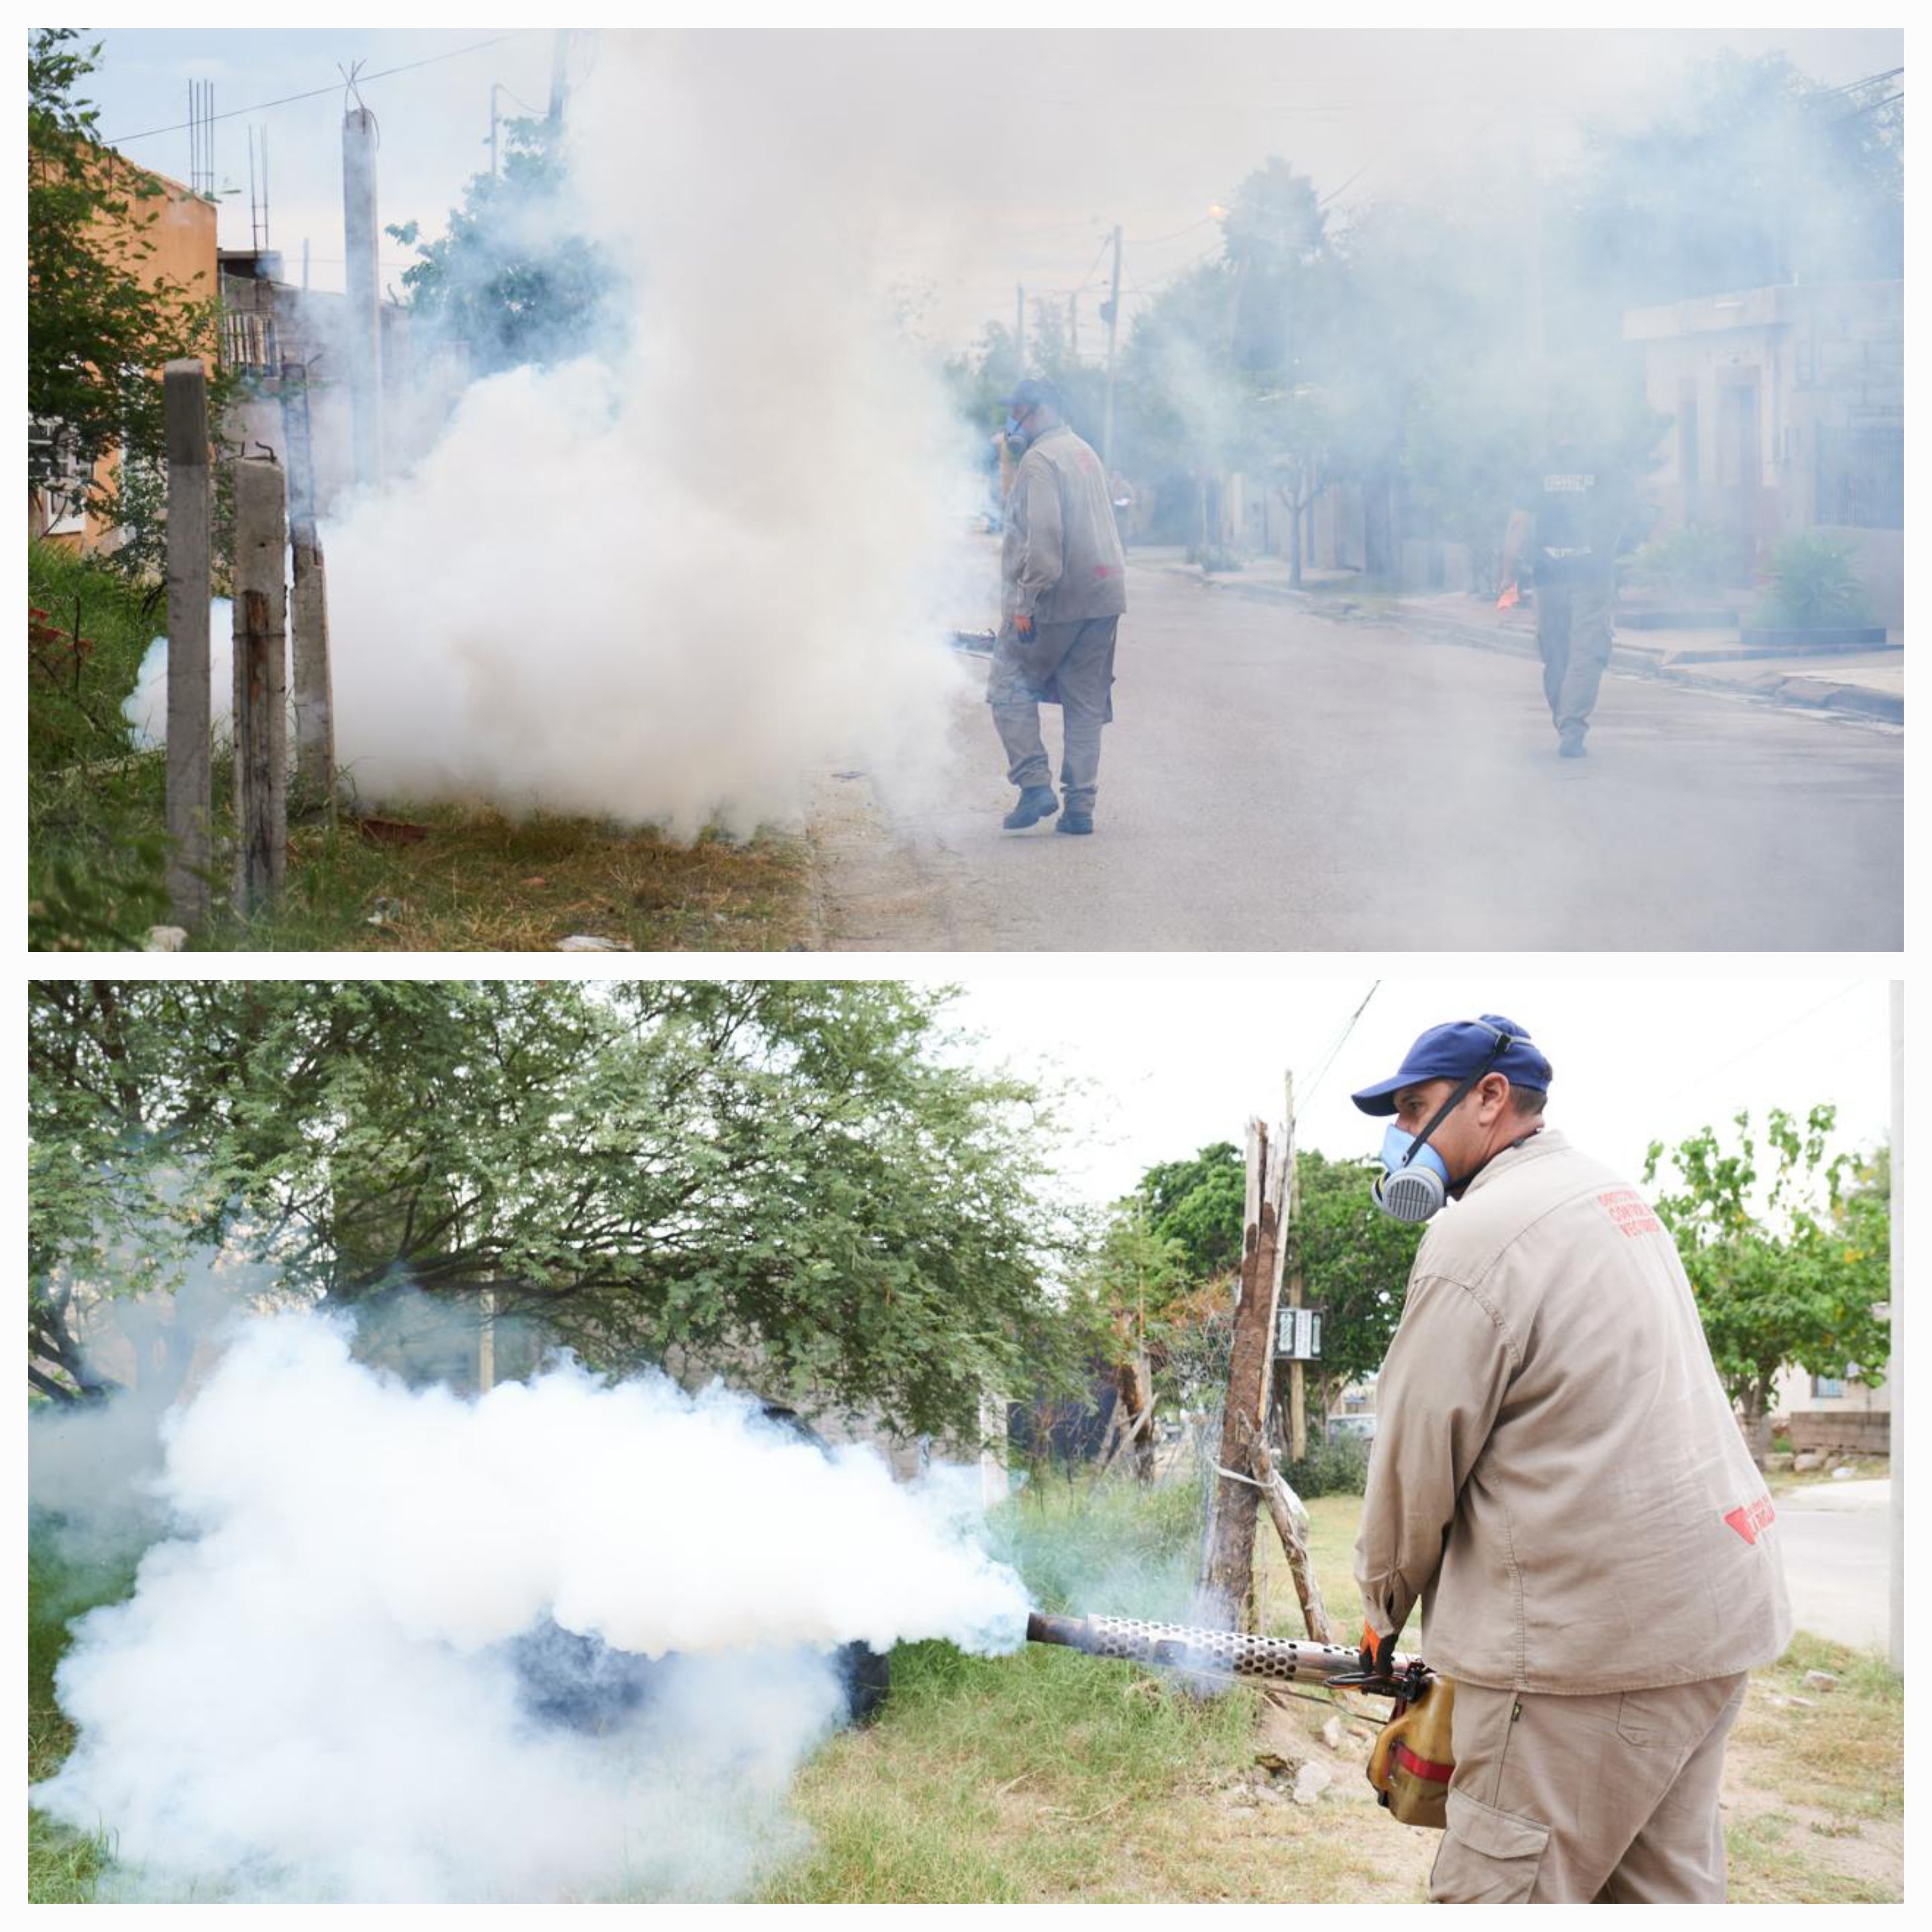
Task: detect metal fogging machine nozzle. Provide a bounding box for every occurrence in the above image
[1024,1611,1418,1686]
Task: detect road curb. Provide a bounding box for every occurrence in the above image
[1144,565,1904,727]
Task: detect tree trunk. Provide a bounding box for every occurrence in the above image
[1197,1117,1290,1631]
[1250,1434,1334,1642]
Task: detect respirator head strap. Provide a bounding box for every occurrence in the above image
[1395,1026,1517,1169]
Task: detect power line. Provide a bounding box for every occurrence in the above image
[1296,981,1381,1119]
[1661,982,1871,1107]
[105,35,515,147]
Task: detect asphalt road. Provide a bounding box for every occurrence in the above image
[819,564,1902,951]
[1776,1481,1893,1652]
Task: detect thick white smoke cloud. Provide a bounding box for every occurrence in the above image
[311,41,985,835]
[34,1311,1028,1901]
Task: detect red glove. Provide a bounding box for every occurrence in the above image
[1014,612,1035,642]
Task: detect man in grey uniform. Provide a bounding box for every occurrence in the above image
[1499,404,1635,759]
[989,378,1128,836]
[1350,1015,1790,1904]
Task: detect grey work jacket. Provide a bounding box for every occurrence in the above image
[1000,424,1128,626]
[1354,1129,1792,1694]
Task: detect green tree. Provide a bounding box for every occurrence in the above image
[1644,1105,1891,1464]
[1136,1140,1246,1281]
[28,980,1083,1442]
[27,31,220,502]
[1561,51,1904,326]
[387,114,612,374]
[1288,1149,1423,1433]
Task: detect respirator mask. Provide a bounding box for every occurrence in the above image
[1372,1024,1520,1224]
[1004,406,1036,452]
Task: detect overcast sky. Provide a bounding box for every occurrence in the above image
[86,23,1903,352]
[941,975,1894,1209]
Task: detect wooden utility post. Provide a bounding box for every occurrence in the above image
[231,454,288,914]
[279,362,335,819]
[162,360,212,928]
[341,104,382,485]
[1101,224,1122,472]
[1197,1115,1291,1631]
[1284,1072,1308,1462]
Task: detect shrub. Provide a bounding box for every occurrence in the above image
[1624,522,1749,596]
[1283,1432,1371,1499]
[1752,531,1870,628]
[1185,543,1243,574]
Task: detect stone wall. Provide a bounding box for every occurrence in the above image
[1786,1409,1891,1458]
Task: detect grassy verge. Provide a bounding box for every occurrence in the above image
[25,543,816,952]
[28,1532,140,1902]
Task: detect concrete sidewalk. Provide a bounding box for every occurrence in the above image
[1144,554,1904,725]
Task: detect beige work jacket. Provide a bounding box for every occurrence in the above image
[1354,1129,1792,1694]
[1000,425,1128,625]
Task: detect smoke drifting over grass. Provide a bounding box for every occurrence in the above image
[32,1311,1027,1901]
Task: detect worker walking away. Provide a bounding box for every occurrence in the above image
[989,378,1127,836]
[1349,1015,1790,1904]
[1499,400,1636,759]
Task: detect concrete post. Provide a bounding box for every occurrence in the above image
[162,360,212,928]
[231,455,288,914]
[279,363,335,818]
[341,105,382,486]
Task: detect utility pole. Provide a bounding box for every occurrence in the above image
[1014,283,1026,373]
[162,361,211,930]
[1284,1072,1307,1462]
[548,30,570,131]
[341,103,382,485]
[1101,223,1122,471]
[1069,292,1079,362]
[280,361,334,820]
[231,454,289,916]
[489,82,502,179]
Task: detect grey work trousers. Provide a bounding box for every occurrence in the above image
[986,615,1119,813]
[1429,1673,1749,1904]
[1536,574,1616,737]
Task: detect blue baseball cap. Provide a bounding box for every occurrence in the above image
[1350,1015,1553,1117]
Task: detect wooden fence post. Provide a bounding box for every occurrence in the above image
[231,454,288,914]
[280,362,335,819]
[1197,1114,1291,1631]
[162,360,211,927]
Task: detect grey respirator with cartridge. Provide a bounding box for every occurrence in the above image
[1372,1021,1526,1224]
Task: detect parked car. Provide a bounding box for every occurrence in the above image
[511,1402,891,1733]
[1327,1413,1377,1447]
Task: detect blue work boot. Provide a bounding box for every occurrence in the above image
[1056,810,1094,835]
[1002,785,1059,829]
[1558,724,1587,759]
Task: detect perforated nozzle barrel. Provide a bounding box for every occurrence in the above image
[1026,1611,1413,1683]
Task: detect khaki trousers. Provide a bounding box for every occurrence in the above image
[987,616,1119,813]
[1535,575,1616,738]
[1429,1674,1748,1904]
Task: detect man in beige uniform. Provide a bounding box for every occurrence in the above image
[1350,1016,1791,1904]
[989,378,1128,836]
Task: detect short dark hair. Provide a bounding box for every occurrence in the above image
[1509,1085,1549,1118]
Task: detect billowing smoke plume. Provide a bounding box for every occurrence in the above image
[33,1311,1027,1901]
[319,42,985,832]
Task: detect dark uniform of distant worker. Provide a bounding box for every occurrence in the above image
[989,378,1128,837]
[1350,1015,1791,1904]
[1499,408,1635,759]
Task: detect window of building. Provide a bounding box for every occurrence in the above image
[1813,1374,1846,1399]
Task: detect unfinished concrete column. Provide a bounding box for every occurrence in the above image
[162,360,212,928]
[341,105,382,486]
[231,454,288,914]
[280,362,335,818]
